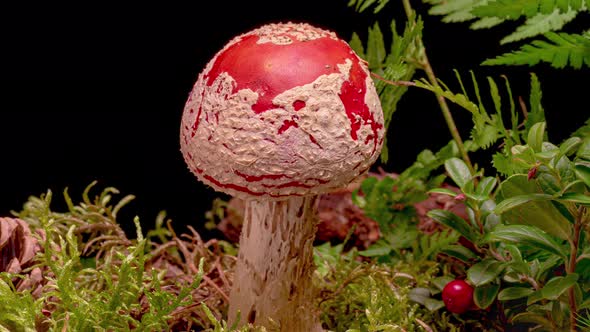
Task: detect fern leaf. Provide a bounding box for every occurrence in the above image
[367,23,386,72]
[347,0,390,13]
[501,9,577,44]
[483,32,590,68]
[471,124,500,148]
[428,0,489,22]
[350,32,366,59]
[526,73,546,132]
[414,79,480,113]
[473,0,586,19]
[493,152,519,175]
[472,0,540,19]
[487,77,502,117]
[373,0,390,12]
[538,0,586,14]
[350,18,423,163]
[471,16,507,29]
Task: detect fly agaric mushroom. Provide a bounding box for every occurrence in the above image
[180,22,384,331]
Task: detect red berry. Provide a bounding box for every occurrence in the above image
[442,279,475,314]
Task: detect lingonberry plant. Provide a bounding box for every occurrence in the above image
[1,1,588,331]
[347,0,589,331]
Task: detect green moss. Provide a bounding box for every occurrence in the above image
[315,242,461,332]
[2,183,231,331]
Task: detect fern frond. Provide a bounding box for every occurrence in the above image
[427,0,489,22]
[473,0,545,19]
[526,72,546,132]
[471,16,507,29]
[347,0,390,13]
[349,33,365,59]
[483,32,590,68]
[413,71,547,151]
[501,9,577,44]
[414,229,460,261]
[352,18,423,162]
[367,23,386,72]
[473,0,587,19]
[414,78,480,114]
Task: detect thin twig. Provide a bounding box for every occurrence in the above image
[519,274,540,291]
[370,72,416,87]
[201,275,230,303]
[401,0,475,175]
[214,257,231,291]
[568,207,583,332]
[415,318,434,332]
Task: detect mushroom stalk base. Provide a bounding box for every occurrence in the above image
[228,196,322,332]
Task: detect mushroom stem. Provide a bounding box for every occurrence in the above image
[228,196,322,331]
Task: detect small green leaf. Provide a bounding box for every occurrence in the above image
[441,244,478,263]
[408,287,445,311]
[556,155,576,184]
[505,244,523,262]
[536,149,559,160]
[424,298,446,311]
[498,287,535,301]
[476,177,497,197]
[474,283,500,309]
[508,262,532,276]
[485,224,566,257]
[527,122,546,152]
[358,241,392,257]
[526,73,545,132]
[560,137,582,156]
[541,273,579,300]
[349,32,365,59]
[427,209,478,243]
[427,188,458,197]
[578,138,590,160]
[445,157,472,189]
[511,312,553,328]
[497,175,572,240]
[367,22,386,71]
[575,164,590,188]
[432,276,455,292]
[536,172,561,195]
[558,192,590,205]
[535,256,563,280]
[494,193,553,214]
[467,259,505,286]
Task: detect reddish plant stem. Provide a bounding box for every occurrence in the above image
[568,208,583,332]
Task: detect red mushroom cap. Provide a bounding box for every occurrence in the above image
[180,22,384,199]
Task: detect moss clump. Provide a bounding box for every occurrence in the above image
[2,182,235,331]
[314,242,460,332]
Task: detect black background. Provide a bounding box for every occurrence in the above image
[0,1,587,236]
